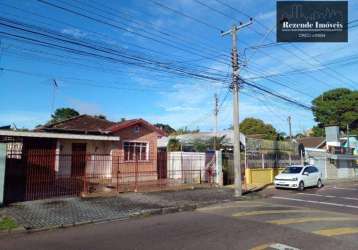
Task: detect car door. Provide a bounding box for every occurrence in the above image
[303,167,314,187]
[307,166,317,187]
[310,166,320,184]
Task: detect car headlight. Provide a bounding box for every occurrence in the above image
[292,178,298,181]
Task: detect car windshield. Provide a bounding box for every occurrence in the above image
[282,167,302,174]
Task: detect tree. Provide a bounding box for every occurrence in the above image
[167,138,181,151]
[174,126,200,135]
[49,108,80,124]
[239,117,279,140]
[94,114,107,120]
[312,88,358,134]
[154,123,176,134]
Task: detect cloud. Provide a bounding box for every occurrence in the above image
[61,28,87,38]
[256,10,275,21]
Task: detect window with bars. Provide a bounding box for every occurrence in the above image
[123,141,148,161]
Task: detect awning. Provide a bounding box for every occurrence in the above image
[0,130,120,141]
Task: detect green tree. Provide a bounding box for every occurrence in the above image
[312,88,358,134]
[49,108,80,124]
[154,123,176,134]
[94,114,107,120]
[174,126,200,135]
[167,138,181,151]
[239,117,279,140]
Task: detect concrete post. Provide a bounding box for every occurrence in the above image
[0,143,6,206]
[215,150,223,186]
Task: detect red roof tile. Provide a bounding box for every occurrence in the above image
[38,115,166,136]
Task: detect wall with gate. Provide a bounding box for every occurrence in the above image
[3,148,219,204]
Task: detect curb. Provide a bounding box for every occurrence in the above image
[0,204,199,238]
[0,192,265,237]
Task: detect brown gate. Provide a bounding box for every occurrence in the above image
[71,143,87,176]
[157,151,167,179]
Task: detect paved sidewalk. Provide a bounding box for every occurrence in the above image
[2,188,255,231]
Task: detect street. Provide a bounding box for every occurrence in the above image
[1,182,358,250]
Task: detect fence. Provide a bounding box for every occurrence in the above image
[223,151,301,185]
[4,150,217,203]
[246,151,302,168]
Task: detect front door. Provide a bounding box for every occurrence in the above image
[71,143,87,176]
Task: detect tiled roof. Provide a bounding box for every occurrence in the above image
[38,115,166,135]
[297,137,326,148]
[39,115,115,134]
[107,118,166,136]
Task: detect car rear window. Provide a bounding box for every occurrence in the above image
[282,167,302,174]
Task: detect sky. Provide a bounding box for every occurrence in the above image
[0,0,357,135]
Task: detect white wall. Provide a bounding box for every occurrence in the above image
[167,151,219,184]
[56,139,116,177]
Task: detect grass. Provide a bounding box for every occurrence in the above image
[0,216,18,231]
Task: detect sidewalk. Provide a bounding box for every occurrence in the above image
[1,187,260,232]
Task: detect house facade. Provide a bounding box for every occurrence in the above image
[0,115,166,203]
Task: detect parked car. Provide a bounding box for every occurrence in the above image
[274,165,323,191]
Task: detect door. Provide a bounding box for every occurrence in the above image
[71,143,87,176]
[305,166,316,187]
[157,151,167,179]
[310,166,320,185]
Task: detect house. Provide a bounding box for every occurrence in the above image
[0,115,166,203]
[296,137,326,149]
[301,126,358,180]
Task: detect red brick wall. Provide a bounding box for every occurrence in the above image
[111,124,159,179]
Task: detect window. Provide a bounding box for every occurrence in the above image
[282,167,302,174]
[123,141,148,161]
[310,166,318,173]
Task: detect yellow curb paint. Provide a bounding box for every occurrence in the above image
[268,217,356,225]
[314,227,358,236]
[233,209,318,217]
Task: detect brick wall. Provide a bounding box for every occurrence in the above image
[111,124,159,180]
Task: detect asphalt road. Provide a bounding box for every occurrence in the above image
[2,182,358,250]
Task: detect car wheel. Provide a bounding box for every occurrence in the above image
[298,181,305,191]
[317,179,323,188]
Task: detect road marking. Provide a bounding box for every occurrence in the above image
[268,217,356,225]
[250,243,299,250]
[273,196,358,209]
[233,209,318,217]
[269,243,300,250]
[298,193,358,201]
[297,193,336,198]
[199,203,266,211]
[332,187,358,191]
[250,243,271,250]
[313,227,358,236]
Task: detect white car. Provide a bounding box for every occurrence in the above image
[274,165,323,191]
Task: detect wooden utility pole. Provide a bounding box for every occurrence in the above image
[213,93,219,150]
[221,20,252,197]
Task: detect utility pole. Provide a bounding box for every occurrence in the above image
[51,79,58,114]
[213,93,219,150]
[222,20,253,197]
[347,124,350,149]
[288,116,292,140]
